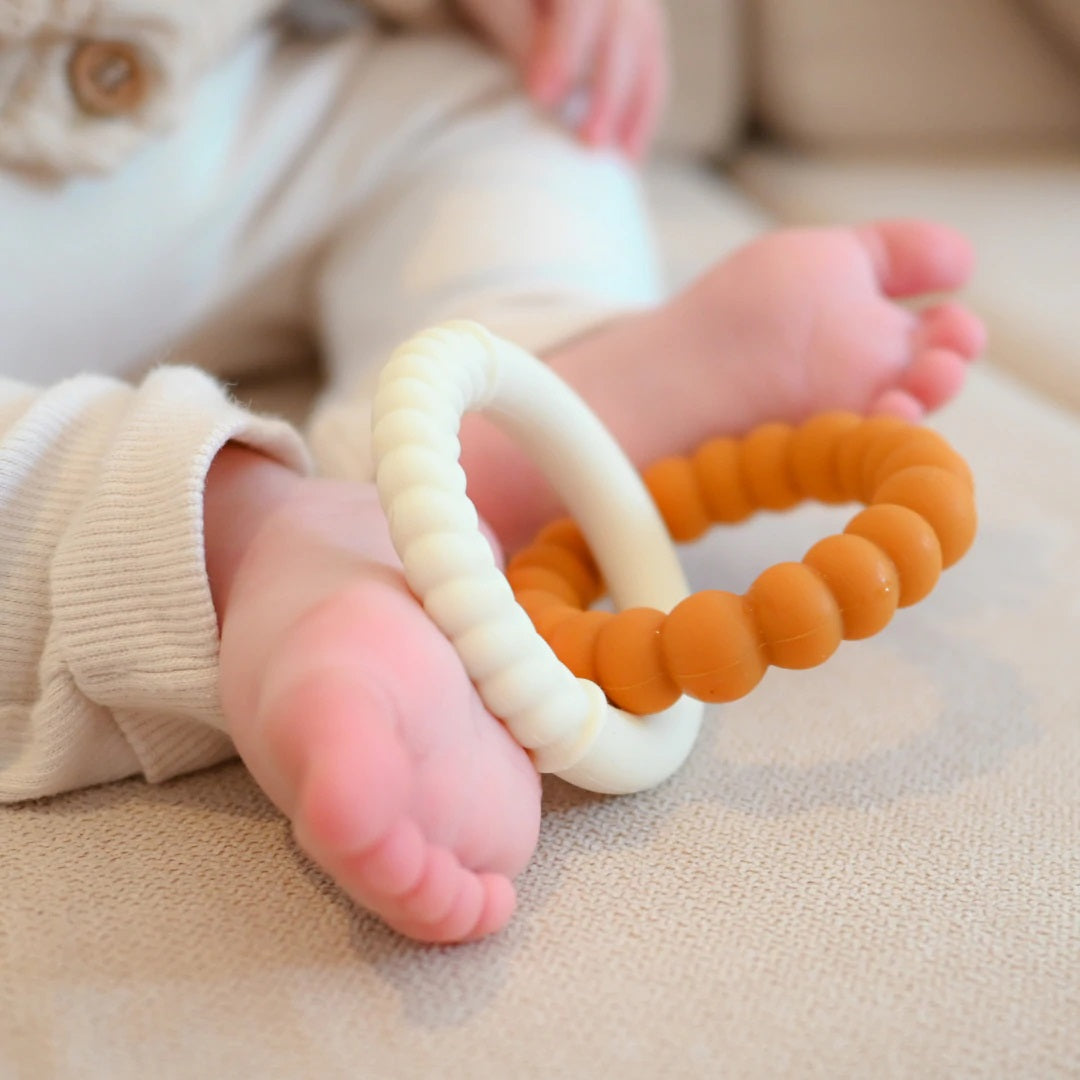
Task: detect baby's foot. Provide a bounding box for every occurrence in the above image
[206,447,541,943]
[672,218,985,426]
[463,219,985,546]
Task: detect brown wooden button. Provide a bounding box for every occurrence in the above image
[68,40,149,117]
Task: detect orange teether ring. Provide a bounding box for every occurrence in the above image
[511,414,977,714]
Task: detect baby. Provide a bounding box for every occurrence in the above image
[0,0,984,944]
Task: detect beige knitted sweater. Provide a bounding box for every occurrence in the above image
[0,1,443,800]
[0,369,311,800]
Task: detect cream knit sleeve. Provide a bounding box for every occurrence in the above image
[0,367,310,802]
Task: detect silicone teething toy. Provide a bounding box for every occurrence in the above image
[372,321,976,796]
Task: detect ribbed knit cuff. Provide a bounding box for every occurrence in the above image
[51,366,311,783]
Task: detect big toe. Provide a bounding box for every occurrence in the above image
[858,219,975,299]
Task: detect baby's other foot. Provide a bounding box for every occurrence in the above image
[673,218,985,429]
[475,217,990,546]
[208,450,541,943]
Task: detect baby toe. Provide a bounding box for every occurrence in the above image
[462,873,518,941]
[858,219,975,299]
[408,873,488,944]
[397,845,474,929]
[338,819,428,898]
[405,871,517,944]
[916,302,986,359]
[900,347,969,412]
[368,844,495,943]
[869,387,926,422]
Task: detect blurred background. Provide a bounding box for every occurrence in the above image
[249,0,1080,428]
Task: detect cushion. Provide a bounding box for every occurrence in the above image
[1023,0,1080,56]
[751,0,1080,149]
[657,0,748,159]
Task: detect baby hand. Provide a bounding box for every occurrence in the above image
[457,0,668,160]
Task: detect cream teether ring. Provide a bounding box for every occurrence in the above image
[372,321,705,795]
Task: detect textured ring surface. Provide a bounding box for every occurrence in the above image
[372,321,705,795]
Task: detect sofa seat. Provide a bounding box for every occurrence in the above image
[4,151,1078,1077]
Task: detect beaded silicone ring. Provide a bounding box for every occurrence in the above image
[372,321,977,795]
[508,413,976,716]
